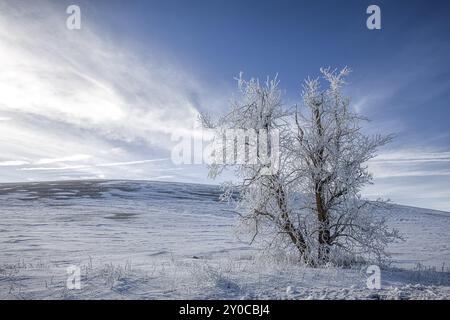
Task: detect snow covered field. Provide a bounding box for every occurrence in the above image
[0,180,449,299]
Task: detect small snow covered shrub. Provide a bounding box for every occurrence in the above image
[201,67,401,267]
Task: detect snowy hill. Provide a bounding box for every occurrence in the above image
[0,180,449,299]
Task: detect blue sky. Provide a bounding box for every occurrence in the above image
[0,0,449,211]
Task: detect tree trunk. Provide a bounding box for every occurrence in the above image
[312,99,331,264]
[316,187,330,264]
[276,184,309,262]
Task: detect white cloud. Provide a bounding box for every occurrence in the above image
[0,160,29,166]
[19,165,90,171]
[370,150,450,164]
[0,1,216,182]
[97,158,168,167]
[36,154,92,165]
[147,175,175,180]
[364,148,450,211]
[18,158,169,171]
[368,149,450,179]
[0,2,202,140]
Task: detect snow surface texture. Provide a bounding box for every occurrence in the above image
[0,180,449,299]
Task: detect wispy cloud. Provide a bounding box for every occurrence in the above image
[97,158,169,167]
[0,160,29,167]
[371,151,450,164]
[19,165,90,171]
[36,154,92,165]
[364,148,450,211]
[369,149,450,179]
[18,158,169,171]
[0,1,215,182]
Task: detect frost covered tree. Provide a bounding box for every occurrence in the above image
[202,68,401,266]
[201,74,310,260]
[291,67,400,264]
